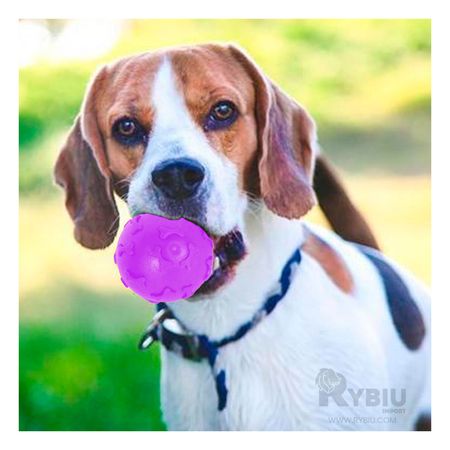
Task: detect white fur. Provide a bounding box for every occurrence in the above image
[162,211,431,430]
[127,58,246,236]
[126,59,430,431]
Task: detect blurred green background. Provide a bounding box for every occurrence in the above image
[19,19,431,431]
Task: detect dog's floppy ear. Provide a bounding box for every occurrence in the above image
[54,67,119,249]
[229,45,380,250]
[229,45,317,219]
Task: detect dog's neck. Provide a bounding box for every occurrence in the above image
[169,206,306,340]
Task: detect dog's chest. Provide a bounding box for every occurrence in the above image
[160,321,317,430]
[159,297,308,429]
[159,281,390,431]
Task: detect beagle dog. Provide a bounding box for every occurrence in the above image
[54,44,430,431]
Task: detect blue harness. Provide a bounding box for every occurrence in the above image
[138,247,302,411]
[137,237,426,412]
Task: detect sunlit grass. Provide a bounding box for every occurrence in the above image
[308,175,431,284]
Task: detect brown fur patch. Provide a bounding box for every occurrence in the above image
[303,228,354,294]
[82,53,162,180]
[170,45,259,191]
[54,43,379,252]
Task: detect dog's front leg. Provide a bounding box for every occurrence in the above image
[160,350,273,430]
[160,349,221,430]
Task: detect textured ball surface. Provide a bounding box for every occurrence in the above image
[114,214,214,303]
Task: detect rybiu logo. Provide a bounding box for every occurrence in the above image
[316,368,406,408]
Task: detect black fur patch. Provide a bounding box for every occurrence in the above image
[357,245,426,351]
[414,412,431,431]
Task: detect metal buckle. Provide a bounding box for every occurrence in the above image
[162,318,203,362]
[138,308,204,362]
[138,308,171,350]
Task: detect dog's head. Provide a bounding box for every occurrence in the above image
[54,44,318,295]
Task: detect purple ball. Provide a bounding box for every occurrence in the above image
[114,214,214,303]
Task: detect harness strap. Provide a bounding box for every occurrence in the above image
[139,237,427,412]
[139,246,302,411]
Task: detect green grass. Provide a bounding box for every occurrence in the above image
[319,102,431,175]
[20,282,165,431]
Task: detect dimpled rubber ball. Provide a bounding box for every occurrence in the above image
[114,214,214,303]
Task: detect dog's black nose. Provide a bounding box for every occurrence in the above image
[151,158,205,200]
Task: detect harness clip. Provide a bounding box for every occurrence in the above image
[138,308,171,351]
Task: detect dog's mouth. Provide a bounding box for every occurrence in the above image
[129,209,246,298]
[194,227,247,297]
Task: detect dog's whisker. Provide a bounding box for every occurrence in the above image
[107,214,121,236]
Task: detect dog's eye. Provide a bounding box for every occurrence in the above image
[204,101,238,131]
[117,118,136,136]
[112,117,147,146]
[212,102,235,121]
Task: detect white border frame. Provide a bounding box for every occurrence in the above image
[5,1,449,448]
